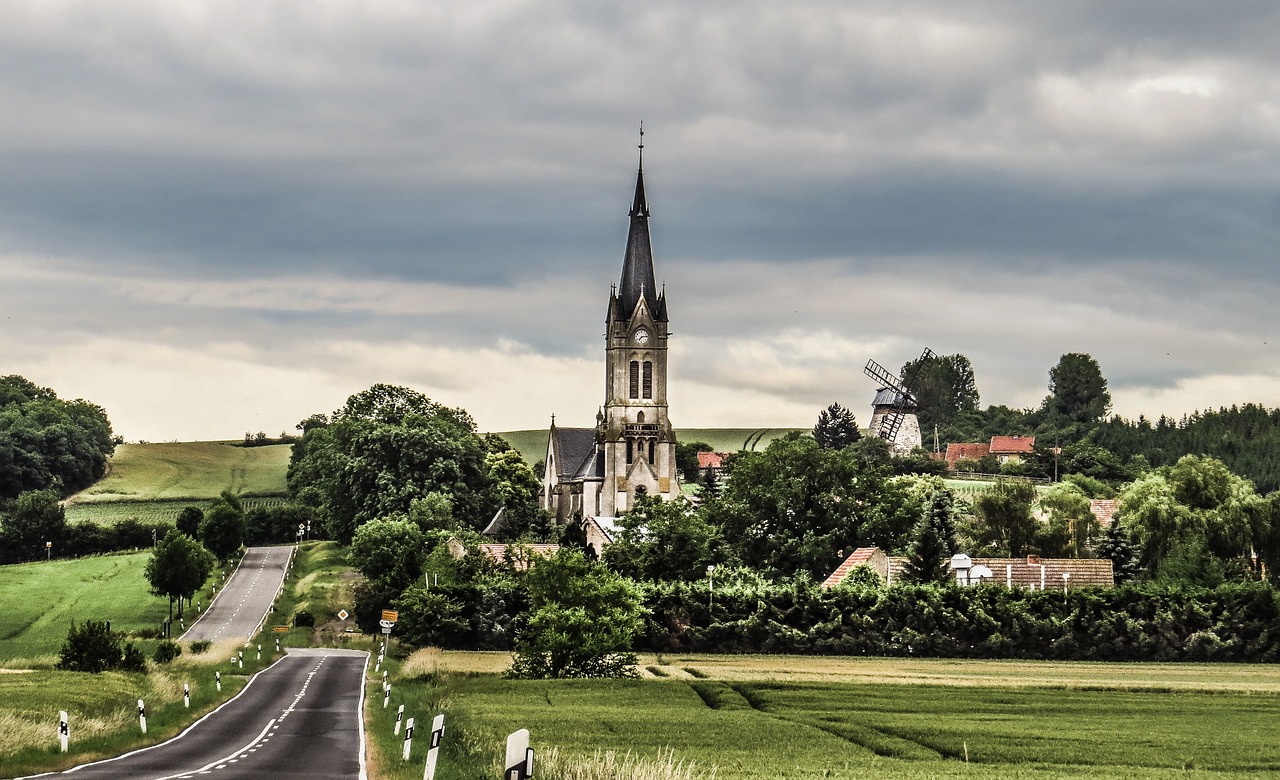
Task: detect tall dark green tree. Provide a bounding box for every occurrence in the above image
[287,385,491,544]
[175,506,203,537]
[1,489,67,559]
[0,375,115,499]
[968,479,1039,556]
[1096,519,1142,584]
[813,403,860,449]
[1044,353,1111,425]
[902,489,958,584]
[199,496,245,563]
[899,353,980,433]
[675,440,714,482]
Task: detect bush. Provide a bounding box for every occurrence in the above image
[294,610,315,627]
[154,640,182,664]
[190,639,212,654]
[58,620,147,673]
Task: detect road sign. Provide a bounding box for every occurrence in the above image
[379,619,395,629]
[381,627,392,634]
[381,610,399,623]
[273,626,289,633]
[338,609,349,621]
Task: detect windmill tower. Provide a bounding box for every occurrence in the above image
[863,348,932,456]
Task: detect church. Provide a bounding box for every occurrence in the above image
[541,143,681,524]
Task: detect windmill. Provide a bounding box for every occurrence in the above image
[863,347,933,453]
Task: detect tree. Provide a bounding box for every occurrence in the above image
[0,375,116,500]
[902,489,958,584]
[1096,519,1142,584]
[601,495,722,581]
[286,385,491,544]
[349,518,426,591]
[813,403,860,449]
[1044,353,1111,425]
[509,550,645,679]
[1,489,67,559]
[199,497,245,563]
[675,440,714,483]
[899,353,980,433]
[175,506,203,537]
[483,449,548,541]
[1037,482,1099,557]
[714,435,892,577]
[145,529,216,620]
[968,479,1039,556]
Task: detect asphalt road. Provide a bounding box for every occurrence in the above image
[183,546,293,643]
[47,649,368,780]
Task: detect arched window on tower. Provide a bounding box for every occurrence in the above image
[626,438,634,464]
[637,411,645,423]
[629,361,640,399]
[648,439,655,464]
[642,361,653,399]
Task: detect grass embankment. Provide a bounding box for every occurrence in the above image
[368,652,1280,780]
[68,442,291,505]
[497,428,805,466]
[0,541,354,777]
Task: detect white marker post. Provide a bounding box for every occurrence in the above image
[257,644,262,661]
[395,704,404,735]
[216,671,222,692]
[383,683,391,710]
[238,651,244,670]
[138,699,147,735]
[402,717,415,761]
[276,639,281,652]
[58,711,69,753]
[423,713,444,780]
[504,728,532,780]
[183,683,190,708]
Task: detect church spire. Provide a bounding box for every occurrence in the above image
[617,126,665,322]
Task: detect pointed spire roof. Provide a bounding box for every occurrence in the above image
[615,128,666,322]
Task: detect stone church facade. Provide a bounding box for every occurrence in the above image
[542,150,680,523]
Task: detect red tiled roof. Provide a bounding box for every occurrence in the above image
[945,442,991,466]
[989,435,1035,454]
[821,547,881,588]
[1090,499,1117,527]
[697,451,730,469]
[478,543,560,571]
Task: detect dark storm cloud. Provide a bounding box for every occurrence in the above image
[2,0,1280,438]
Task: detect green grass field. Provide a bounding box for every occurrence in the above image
[69,442,291,504]
[369,652,1280,779]
[64,497,288,526]
[0,553,170,661]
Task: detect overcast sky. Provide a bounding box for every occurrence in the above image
[3,0,1280,442]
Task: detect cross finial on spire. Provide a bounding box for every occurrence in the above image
[638,122,644,170]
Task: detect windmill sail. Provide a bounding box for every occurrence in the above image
[864,348,934,446]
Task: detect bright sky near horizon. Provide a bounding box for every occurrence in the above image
[3,1,1280,442]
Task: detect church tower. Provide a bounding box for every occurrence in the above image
[541,135,680,522]
[598,138,679,515]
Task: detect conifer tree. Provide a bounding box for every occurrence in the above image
[813,402,860,449]
[1096,518,1142,584]
[903,489,958,584]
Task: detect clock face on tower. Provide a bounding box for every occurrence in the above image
[633,328,650,345]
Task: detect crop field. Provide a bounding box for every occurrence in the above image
[64,497,288,526]
[369,652,1280,780]
[0,553,171,661]
[68,442,291,504]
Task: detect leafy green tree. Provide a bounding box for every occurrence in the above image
[349,517,426,591]
[813,402,860,449]
[0,376,116,499]
[406,492,460,533]
[968,479,1038,556]
[510,550,645,679]
[244,503,316,545]
[199,497,245,563]
[145,530,216,620]
[602,495,722,581]
[483,449,548,541]
[675,440,714,483]
[175,506,203,537]
[713,435,892,577]
[903,489,958,584]
[899,353,980,433]
[287,385,491,544]
[1038,482,1099,557]
[1043,353,1111,425]
[1,489,67,559]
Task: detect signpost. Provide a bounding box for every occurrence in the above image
[58,711,68,753]
[402,717,415,761]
